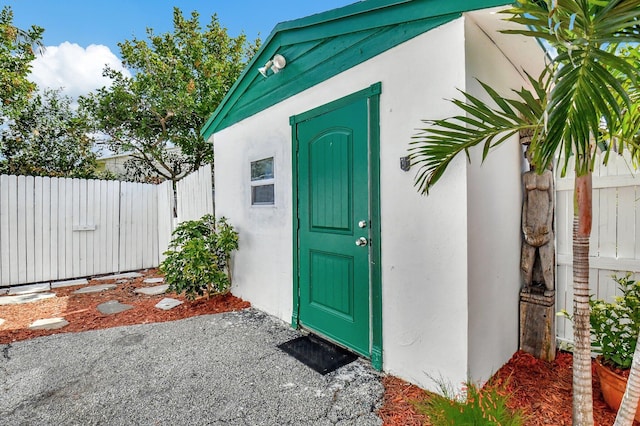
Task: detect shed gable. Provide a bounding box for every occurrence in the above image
[201,0,510,139]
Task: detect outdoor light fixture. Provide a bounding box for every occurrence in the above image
[259,54,287,77]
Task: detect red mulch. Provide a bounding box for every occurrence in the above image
[378,350,633,425]
[0,269,250,344]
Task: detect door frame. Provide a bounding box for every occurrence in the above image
[289,82,382,370]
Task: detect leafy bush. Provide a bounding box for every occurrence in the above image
[160,214,238,300]
[589,273,640,369]
[415,379,526,426]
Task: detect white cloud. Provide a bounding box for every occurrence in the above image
[30,42,131,99]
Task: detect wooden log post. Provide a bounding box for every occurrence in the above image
[520,290,556,362]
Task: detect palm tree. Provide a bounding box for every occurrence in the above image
[409,1,640,424]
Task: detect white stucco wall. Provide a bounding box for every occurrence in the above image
[463,17,528,383]
[214,19,471,391]
[214,113,294,321]
[374,20,470,390]
[212,12,545,391]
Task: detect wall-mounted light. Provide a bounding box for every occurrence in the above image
[259,54,287,77]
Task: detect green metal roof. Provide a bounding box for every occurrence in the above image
[201,0,510,139]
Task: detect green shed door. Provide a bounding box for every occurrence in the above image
[296,97,370,356]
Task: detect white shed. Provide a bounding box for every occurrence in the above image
[201,0,546,391]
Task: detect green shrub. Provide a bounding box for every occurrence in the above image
[160,214,239,300]
[560,273,640,369]
[589,273,640,369]
[415,379,526,426]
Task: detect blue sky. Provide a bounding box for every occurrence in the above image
[5,1,356,97]
[7,1,356,54]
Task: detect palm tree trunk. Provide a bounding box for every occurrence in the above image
[573,172,594,425]
[614,331,640,425]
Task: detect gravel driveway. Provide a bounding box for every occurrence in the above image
[0,308,384,425]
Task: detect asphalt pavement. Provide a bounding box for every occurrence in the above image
[0,308,384,425]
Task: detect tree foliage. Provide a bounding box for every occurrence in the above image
[84,7,259,184]
[0,6,43,118]
[0,88,99,178]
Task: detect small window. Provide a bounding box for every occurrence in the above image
[251,157,274,205]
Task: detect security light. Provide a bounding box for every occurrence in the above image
[258,54,286,77]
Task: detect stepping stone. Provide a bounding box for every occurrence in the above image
[29,317,69,330]
[0,293,56,306]
[0,288,8,295]
[9,282,51,295]
[51,278,88,289]
[134,284,168,296]
[155,298,183,311]
[72,284,117,294]
[143,278,164,284]
[95,272,143,281]
[97,300,134,315]
[0,318,5,326]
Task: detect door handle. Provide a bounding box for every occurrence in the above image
[355,237,368,246]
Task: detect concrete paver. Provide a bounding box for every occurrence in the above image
[72,284,117,294]
[97,300,134,315]
[95,272,143,280]
[134,284,168,296]
[8,283,51,295]
[28,318,69,330]
[0,309,383,425]
[155,297,183,310]
[51,278,88,289]
[0,293,56,306]
[143,278,164,284]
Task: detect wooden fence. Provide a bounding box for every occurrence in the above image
[176,164,214,223]
[159,163,214,260]
[0,164,213,288]
[555,151,640,343]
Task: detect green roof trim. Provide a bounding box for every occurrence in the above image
[201,0,510,139]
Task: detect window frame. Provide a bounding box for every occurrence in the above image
[250,156,275,206]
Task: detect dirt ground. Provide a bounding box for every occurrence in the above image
[0,270,628,425]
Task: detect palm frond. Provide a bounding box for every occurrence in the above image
[411,0,640,194]
[409,79,547,194]
[503,0,640,176]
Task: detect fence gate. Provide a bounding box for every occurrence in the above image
[0,176,159,287]
[555,152,640,344]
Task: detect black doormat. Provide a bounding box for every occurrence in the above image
[277,334,358,375]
